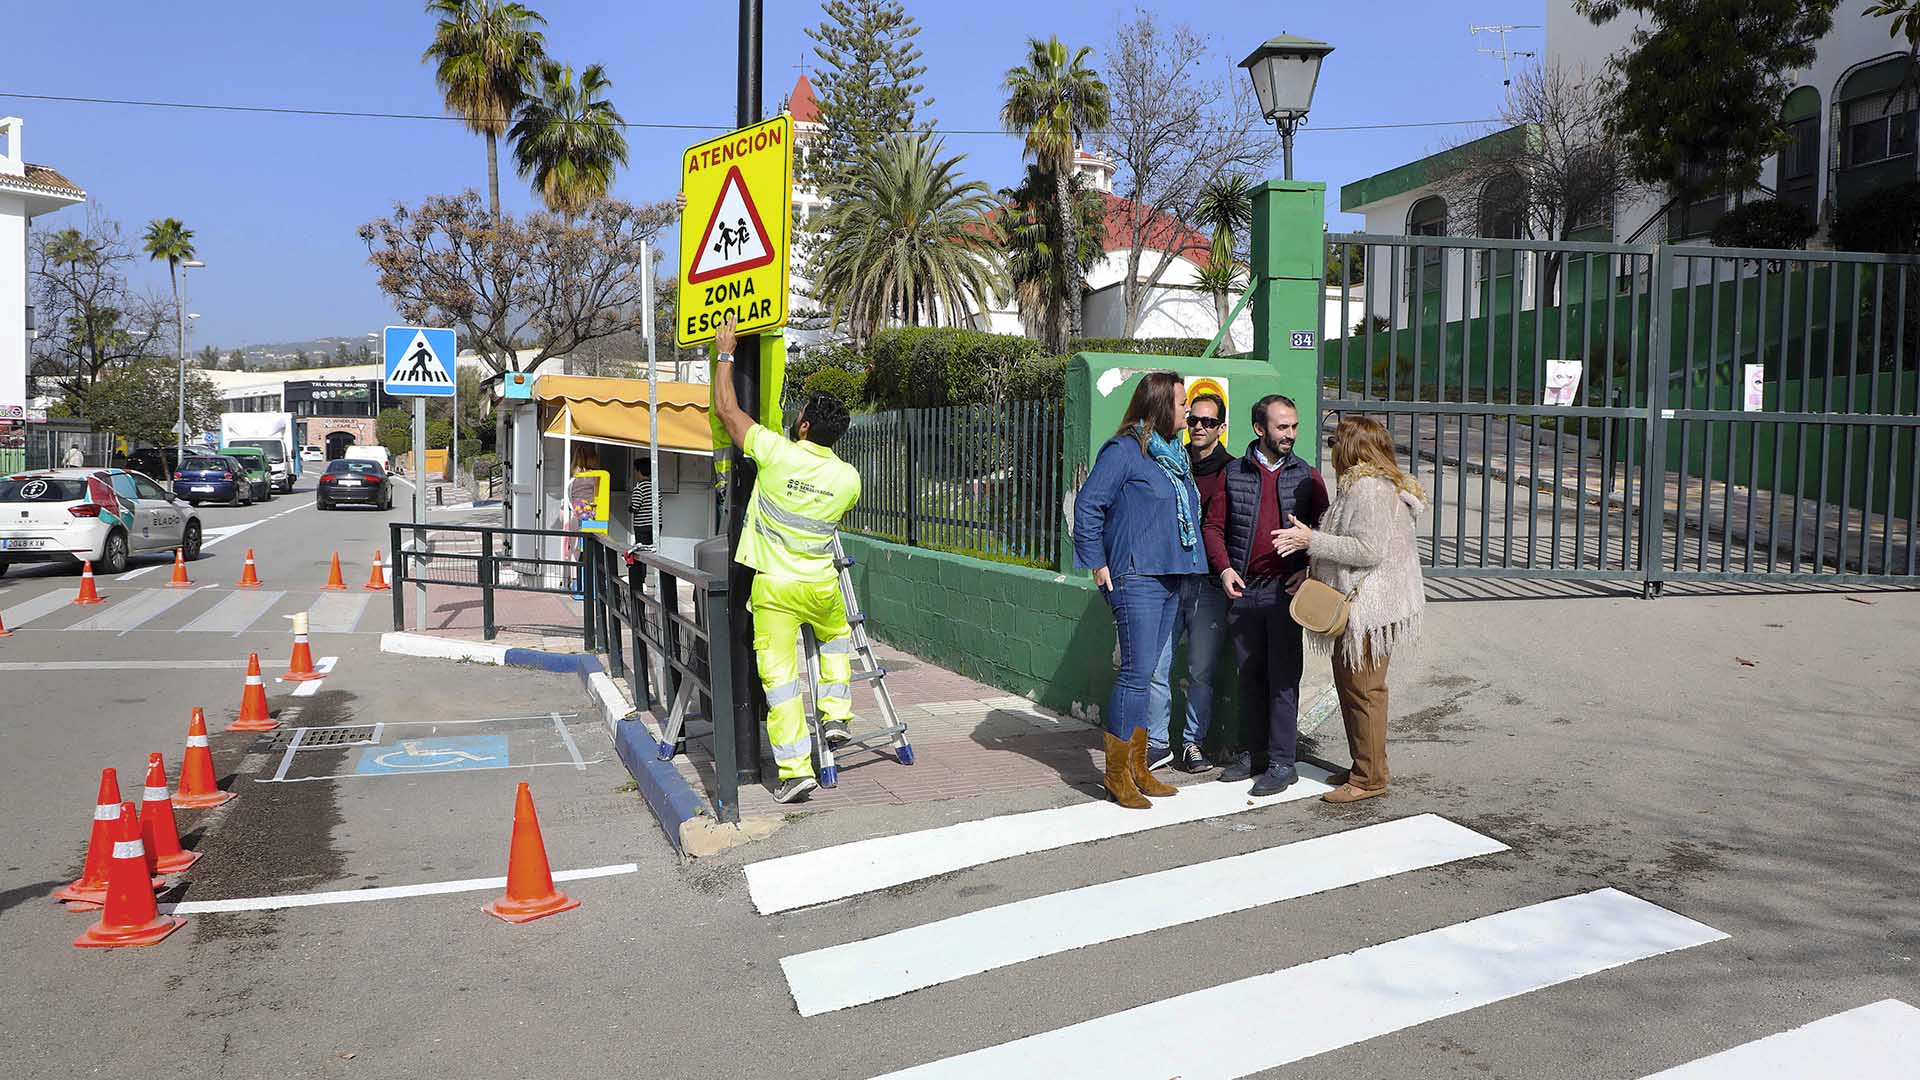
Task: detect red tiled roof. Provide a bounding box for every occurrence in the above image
[1099,193,1212,268]
[0,163,85,199]
[788,74,821,124]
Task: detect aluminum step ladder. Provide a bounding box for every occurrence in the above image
[802,533,914,787]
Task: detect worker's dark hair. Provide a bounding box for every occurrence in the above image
[1116,371,1185,456]
[800,391,851,448]
[1190,392,1226,418]
[1251,393,1298,430]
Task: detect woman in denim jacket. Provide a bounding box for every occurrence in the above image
[1072,371,1208,808]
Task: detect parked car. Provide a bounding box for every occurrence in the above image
[300,445,324,463]
[172,454,253,506]
[0,468,203,576]
[126,447,180,484]
[219,446,274,503]
[316,458,394,511]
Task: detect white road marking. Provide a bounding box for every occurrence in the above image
[782,814,1509,1017]
[288,656,338,696]
[199,499,316,551]
[866,889,1727,1080]
[552,711,587,770]
[181,589,284,634]
[159,862,639,914]
[0,587,84,629]
[746,766,1336,915]
[62,585,204,633]
[1637,1000,1920,1078]
[253,758,603,783]
[305,592,371,634]
[0,659,250,671]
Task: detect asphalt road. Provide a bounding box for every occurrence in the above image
[1,480,1915,1079]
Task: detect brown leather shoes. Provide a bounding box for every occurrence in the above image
[1104,733,1151,809]
[1128,728,1178,797]
[1322,783,1388,804]
[1325,767,1390,788]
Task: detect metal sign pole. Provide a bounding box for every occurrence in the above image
[642,242,662,549]
[412,396,427,630]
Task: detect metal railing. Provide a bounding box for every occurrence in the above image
[837,400,1065,568]
[388,522,594,642]
[585,536,742,822]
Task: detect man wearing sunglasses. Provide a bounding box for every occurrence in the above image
[1148,392,1234,773]
[1201,394,1330,796]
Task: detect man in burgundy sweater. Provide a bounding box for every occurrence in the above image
[1148,391,1234,773]
[1201,394,1330,797]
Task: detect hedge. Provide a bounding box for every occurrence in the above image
[1069,336,1214,357]
[803,366,867,404]
[815,329,1218,411]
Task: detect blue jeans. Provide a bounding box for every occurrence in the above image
[1103,572,1183,740]
[1150,577,1229,750]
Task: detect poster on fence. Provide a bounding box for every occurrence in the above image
[1743,364,1766,412]
[1542,359,1583,406]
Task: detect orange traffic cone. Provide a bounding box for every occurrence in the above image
[482,783,580,924]
[235,548,263,588]
[140,753,200,874]
[227,654,276,732]
[164,548,193,588]
[322,552,347,591]
[73,802,186,948]
[363,551,390,591]
[282,611,322,682]
[52,768,124,906]
[73,561,104,604]
[174,708,234,809]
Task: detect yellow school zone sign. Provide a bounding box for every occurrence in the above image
[676,115,793,347]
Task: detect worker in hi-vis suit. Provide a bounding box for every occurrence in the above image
[711,313,861,804]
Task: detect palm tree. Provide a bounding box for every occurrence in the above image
[808,134,1003,347]
[142,216,196,455]
[509,60,629,216]
[1001,36,1109,347]
[997,164,1105,346]
[45,227,102,269]
[423,0,548,215]
[1194,173,1255,331]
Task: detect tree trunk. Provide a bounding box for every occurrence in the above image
[1214,290,1230,335]
[1053,168,1081,350]
[486,131,501,217]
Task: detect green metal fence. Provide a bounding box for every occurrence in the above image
[837,400,1065,569]
[0,448,22,474]
[1325,232,1920,590]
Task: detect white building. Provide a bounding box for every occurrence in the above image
[1340,4,1919,323]
[0,117,86,422]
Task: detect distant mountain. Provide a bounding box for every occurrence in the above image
[198,335,378,371]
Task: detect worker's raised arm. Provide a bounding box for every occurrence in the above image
[711,313,755,447]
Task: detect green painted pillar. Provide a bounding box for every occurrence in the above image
[1250,179,1327,454]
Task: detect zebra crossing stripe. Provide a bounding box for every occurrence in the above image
[306,593,371,634]
[1637,999,1920,1078]
[782,813,1508,1017]
[181,589,285,634]
[0,587,80,629]
[65,587,198,633]
[746,766,1336,914]
[863,888,1726,1080]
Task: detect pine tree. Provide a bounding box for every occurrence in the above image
[803,0,932,188]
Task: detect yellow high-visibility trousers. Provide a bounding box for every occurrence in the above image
[751,574,854,781]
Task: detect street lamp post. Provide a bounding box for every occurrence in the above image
[1239,34,1334,180]
[175,259,206,470]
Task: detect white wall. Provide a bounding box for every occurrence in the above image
[0,193,24,419]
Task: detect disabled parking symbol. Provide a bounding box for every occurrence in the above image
[355,735,508,775]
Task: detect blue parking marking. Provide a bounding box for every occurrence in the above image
[354,735,509,775]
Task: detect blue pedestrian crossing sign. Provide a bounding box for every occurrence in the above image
[383,326,457,397]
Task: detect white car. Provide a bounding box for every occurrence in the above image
[0,468,203,577]
[301,445,323,463]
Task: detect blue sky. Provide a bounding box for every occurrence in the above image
[7,0,1543,348]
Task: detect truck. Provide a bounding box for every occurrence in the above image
[220,412,300,493]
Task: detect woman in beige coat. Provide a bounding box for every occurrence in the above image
[1271,415,1427,803]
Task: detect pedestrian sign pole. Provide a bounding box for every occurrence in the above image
[384,326,457,632]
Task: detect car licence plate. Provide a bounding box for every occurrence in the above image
[191,485,215,493]
[338,479,361,486]
[1,538,49,550]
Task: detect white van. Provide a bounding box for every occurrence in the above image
[341,445,391,471]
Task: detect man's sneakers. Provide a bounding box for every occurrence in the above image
[821,720,852,747]
[1177,744,1214,773]
[1146,744,1173,772]
[1250,763,1299,798]
[1217,751,1266,783]
[774,776,820,804]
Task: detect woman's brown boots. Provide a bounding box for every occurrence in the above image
[1105,728,1178,809]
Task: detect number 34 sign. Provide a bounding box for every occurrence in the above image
[676,115,793,346]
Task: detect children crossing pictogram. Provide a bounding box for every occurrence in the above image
[688,166,775,283]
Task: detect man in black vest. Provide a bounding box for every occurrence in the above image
[1201,394,1329,796]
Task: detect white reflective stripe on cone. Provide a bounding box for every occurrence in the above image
[186,735,209,747]
[94,803,122,820]
[245,676,264,685]
[144,786,170,800]
[113,840,145,859]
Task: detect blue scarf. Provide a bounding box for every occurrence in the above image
[1139,424,1198,550]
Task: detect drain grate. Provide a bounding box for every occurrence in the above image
[299,725,379,747]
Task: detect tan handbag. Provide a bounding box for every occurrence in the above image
[1290,573,1366,637]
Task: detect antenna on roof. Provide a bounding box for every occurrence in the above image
[1469,24,1541,88]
